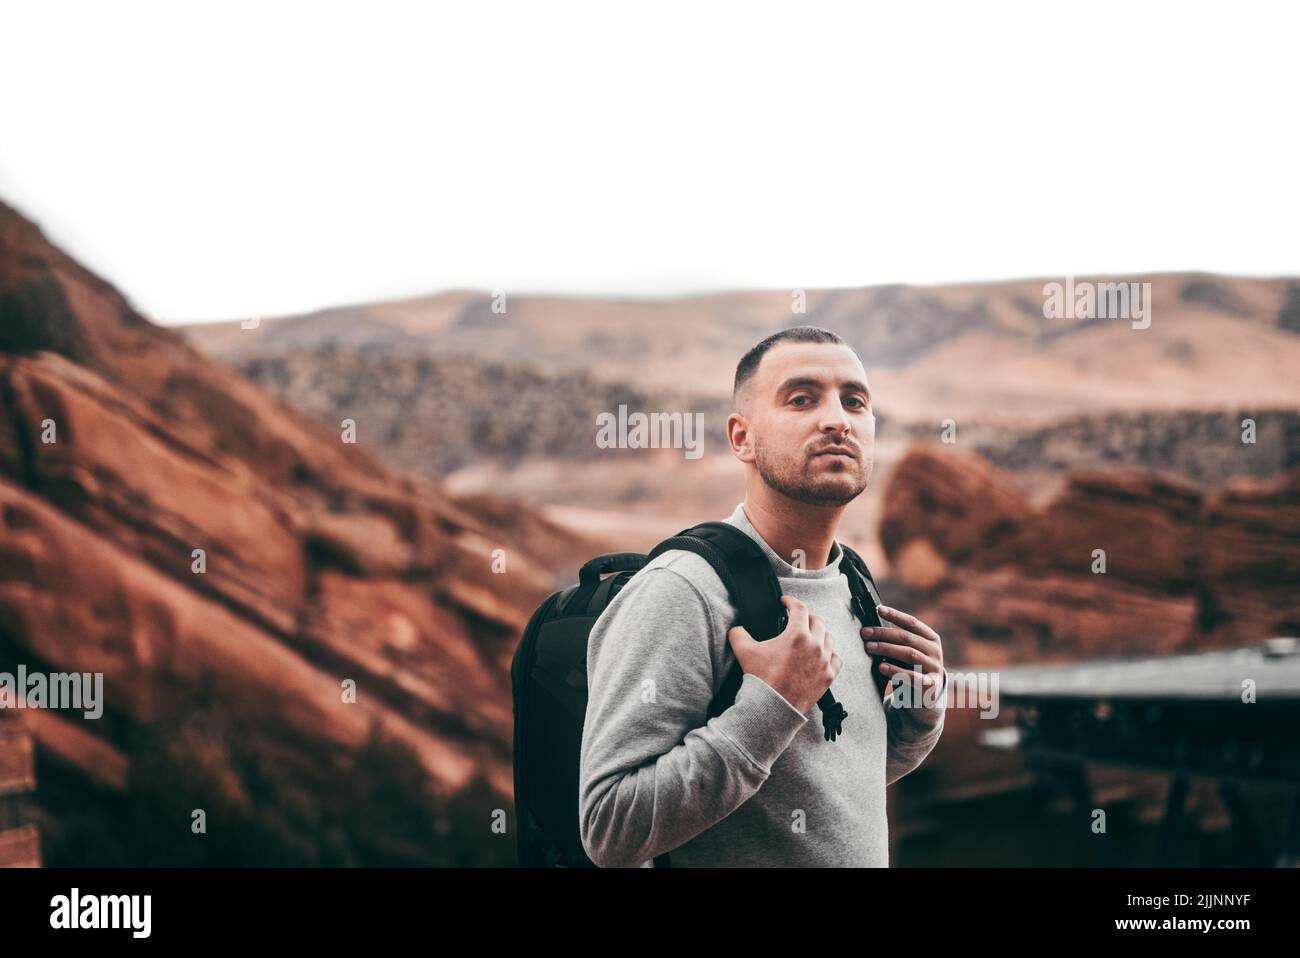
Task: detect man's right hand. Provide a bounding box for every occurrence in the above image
[726,595,842,714]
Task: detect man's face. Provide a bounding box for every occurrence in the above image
[736,342,875,506]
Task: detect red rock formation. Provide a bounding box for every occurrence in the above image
[1199,469,1300,648]
[0,713,39,866]
[881,444,1300,663]
[0,200,593,865]
[879,446,1033,566]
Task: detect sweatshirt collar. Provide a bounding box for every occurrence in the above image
[724,502,844,579]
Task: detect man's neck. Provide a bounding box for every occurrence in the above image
[741,493,843,570]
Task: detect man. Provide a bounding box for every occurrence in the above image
[578,326,947,867]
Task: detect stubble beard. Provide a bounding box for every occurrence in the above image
[754,434,870,507]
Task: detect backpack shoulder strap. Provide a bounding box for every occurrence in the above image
[837,543,883,623]
[648,521,787,642]
[646,521,848,735]
[838,543,894,703]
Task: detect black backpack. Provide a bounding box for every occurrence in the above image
[509,520,902,868]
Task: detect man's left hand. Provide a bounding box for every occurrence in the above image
[861,604,945,698]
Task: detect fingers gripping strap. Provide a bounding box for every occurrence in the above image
[649,522,848,741]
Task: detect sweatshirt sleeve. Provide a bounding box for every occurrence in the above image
[884,667,948,787]
[579,565,809,867]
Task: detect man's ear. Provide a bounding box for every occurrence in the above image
[727,411,755,463]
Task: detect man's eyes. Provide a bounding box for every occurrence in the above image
[790,394,869,408]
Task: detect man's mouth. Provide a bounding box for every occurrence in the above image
[815,449,855,459]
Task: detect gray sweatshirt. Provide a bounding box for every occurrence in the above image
[578,502,946,867]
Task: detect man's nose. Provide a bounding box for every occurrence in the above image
[820,400,852,435]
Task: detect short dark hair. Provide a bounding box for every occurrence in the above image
[733,326,855,411]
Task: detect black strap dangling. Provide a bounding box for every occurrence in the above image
[819,698,848,741]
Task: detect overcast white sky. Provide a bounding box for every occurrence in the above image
[3,1,1298,325]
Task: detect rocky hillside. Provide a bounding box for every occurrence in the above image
[896,407,1300,488]
[235,347,737,475]
[0,199,607,865]
[226,345,1300,501]
[184,273,1300,428]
